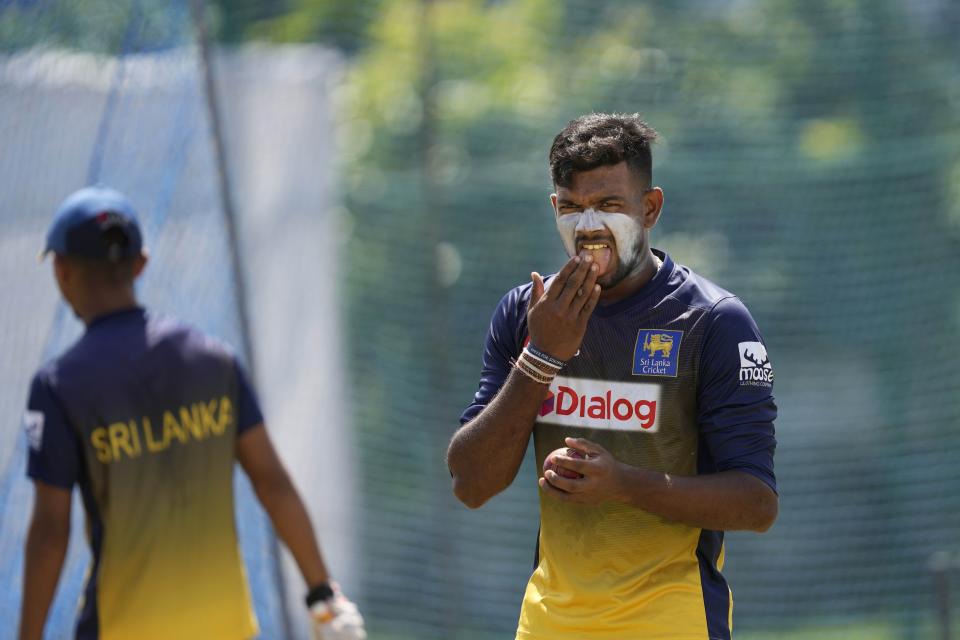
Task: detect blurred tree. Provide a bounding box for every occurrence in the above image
[212,0,383,54]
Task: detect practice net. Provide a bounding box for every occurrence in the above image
[313,1,960,638]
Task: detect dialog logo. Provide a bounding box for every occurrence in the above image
[632,329,683,377]
[536,376,661,432]
[738,341,773,387]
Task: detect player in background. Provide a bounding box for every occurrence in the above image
[18,186,365,640]
[448,114,778,639]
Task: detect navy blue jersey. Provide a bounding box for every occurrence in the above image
[25,307,262,640]
[461,250,777,640]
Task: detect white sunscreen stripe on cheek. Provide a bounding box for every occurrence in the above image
[600,212,642,261]
[556,211,580,257]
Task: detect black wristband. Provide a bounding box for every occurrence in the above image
[526,344,566,368]
[305,582,335,608]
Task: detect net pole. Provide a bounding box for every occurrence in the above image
[187,1,293,637]
[187,0,255,370]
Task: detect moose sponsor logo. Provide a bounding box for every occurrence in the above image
[632,329,683,377]
[537,376,661,432]
[738,341,773,387]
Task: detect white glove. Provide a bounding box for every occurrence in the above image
[309,584,367,640]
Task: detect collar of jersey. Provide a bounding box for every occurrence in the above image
[591,248,674,318]
[86,306,146,330]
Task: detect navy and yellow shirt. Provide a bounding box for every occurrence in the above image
[25,307,261,640]
[461,250,777,640]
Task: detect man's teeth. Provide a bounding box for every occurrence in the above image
[581,243,609,250]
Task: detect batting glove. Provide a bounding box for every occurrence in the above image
[308,583,367,640]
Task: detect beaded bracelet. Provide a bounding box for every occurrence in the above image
[512,357,554,385]
[516,360,555,384]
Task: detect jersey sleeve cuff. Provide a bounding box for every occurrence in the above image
[718,463,778,496]
[27,466,75,490]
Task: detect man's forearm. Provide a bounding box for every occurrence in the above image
[19,518,69,640]
[447,370,550,508]
[618,467,778,532]
[255,474,330,588]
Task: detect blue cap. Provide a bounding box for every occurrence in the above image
[43,186,143,262]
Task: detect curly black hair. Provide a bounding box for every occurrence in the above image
[549,113,658,188]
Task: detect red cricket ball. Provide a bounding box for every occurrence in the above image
[543,447,585,479]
